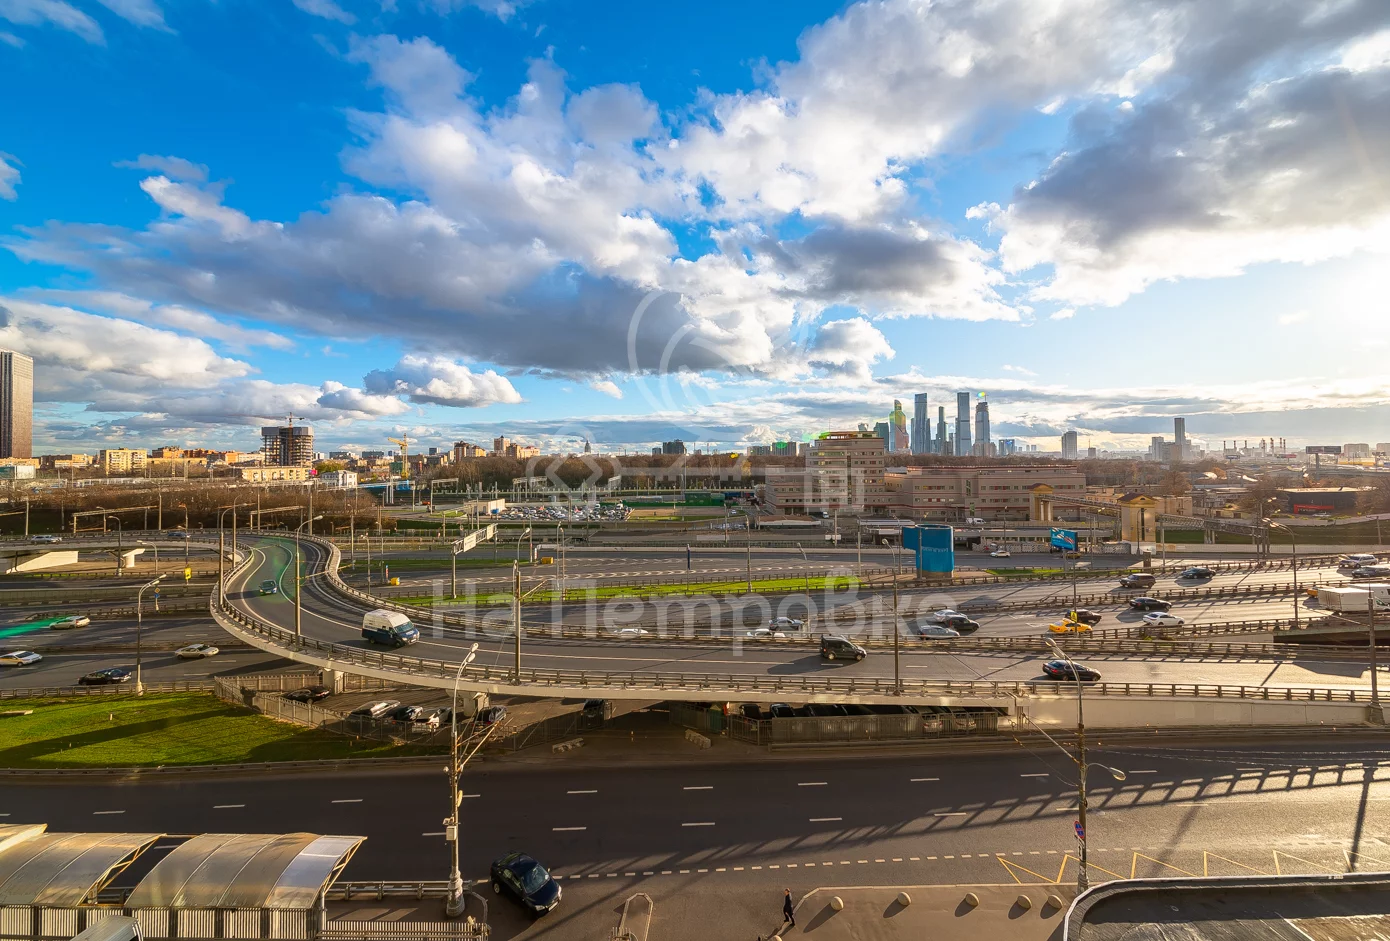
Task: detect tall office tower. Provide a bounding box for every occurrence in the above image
[954,392,972,456]
[888,399,909,453]
[0,349,33,459]
[261,423,315,466]
[974,398,991,456]
[936,407,948,454]
[911,394,930,455]
[873,421,890,447]
[1174,417,1187,460]
[1061,430,1079,459]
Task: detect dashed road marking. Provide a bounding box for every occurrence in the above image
[331,799,362,804]
[809,817,842,823]
[93,810,124,815]
[683,786,713,791]
[567,789,598,795]
[911,777,940,782]
[213,804,245,809]
[552,827,587,832]
[682,822,715,827]
[422,831,445,837]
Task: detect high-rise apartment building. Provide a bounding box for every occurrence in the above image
[888,400,909,453]
[935,407,947,455]
[0,349,33,460]
[261,424,314,466]
[1174,417,1187,460]
[973,398,991,456]
[954,392,972,456]
[911,394,930,455]
[98,447,147,476]
[1061,430,1079,459]
[662,440,687,455]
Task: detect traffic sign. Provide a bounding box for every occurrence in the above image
[183,566,192,581]
[1074,821,1084,839]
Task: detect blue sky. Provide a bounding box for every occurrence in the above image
[1,0,1388,456]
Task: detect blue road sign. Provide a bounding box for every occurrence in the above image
[1074,820,1084,839]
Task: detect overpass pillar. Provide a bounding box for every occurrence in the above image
[321,668,346,694]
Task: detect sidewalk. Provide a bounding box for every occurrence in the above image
[776,883,1074,941]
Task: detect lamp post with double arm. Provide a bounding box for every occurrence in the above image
[294,515,324,640]
[134,574,166,695]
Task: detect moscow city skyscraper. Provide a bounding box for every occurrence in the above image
[0,349,33,460]
[911,393,929,455]
[954,391,972,456]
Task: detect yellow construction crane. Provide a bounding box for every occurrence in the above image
[388,434,411,479]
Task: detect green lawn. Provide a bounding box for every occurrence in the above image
[396,573,864,605]
[0,693,442,769]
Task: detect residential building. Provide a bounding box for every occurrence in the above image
[261,424,314,466]
[39,453,92,472]
[954,392,972,456]
[492,436,511,455]
[0,349,33,460]
[1344,443,1372,460]
[884,464,1086,521]
[935,407,948,455]
[911,394,930,455]
[98,448,147,475]
[973,398,991,456]
[318,470,358,488]
[362,450,386,461]
[888,399,909,453]
[765,431,889,514]
[1375,443,1390,456]
[239,465,311,483]
[1149,436,1166,460]
[1061,431,1079,460]
[1174,418,1187,460]
[146,456,205,477]
[452,441,487,462]
[662,440,687,456]
[329,450,355,461]
[1087,447,1098,459]
[504,443,540,460]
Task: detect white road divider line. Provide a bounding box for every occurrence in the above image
[93,811,125,815]
[552,827,587,832]
[934,812,968,817]
[213,804,245,809]
[682,822,715,827]
[421,831,445,837]
[910,777,939,782]
[567,789,598,794]
[798,782,828,787]
[809,817,842,823]
[683,785,714,790]
[331,799,363,804]
[1020,773,1049,778]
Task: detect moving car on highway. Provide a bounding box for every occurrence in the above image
[29,534,62,543]
[1142,612,1186,628]
[745,628,787,639]
[932,614,980,634]
[1065,609,1103,625]
[819,634,866,662]
[35,614,91,630]
[491,852,561,916]
[925,609,966,624]
[1128,597,1172,612]
[769,616,804,631]
[1351,565,1390,580]
[258,579,279,595]
[1119,573,1157,589]
[1177,566,1215,579]
[360,610,419,647]
[175,643,218,659]
[284,685,331,703]
[79,667,132,685]
[611,627,650,637]
[1045,619,1092,635]
[1043,659,1101,681]
[911,624,960,639]
[1339,554,1379,568]
[0,650,42,667]
[989,549,1012,558]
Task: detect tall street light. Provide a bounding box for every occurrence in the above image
[446,642,481,917]
[106,516,123,576]
[1046,637,1127,891]
[136,540,159,576]
[450,537,468,600]
[294,515,324,640]
[1265,518,1299,631]
[134,575,167,695]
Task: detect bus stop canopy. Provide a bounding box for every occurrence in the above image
[125,833,363,911]
[0,825,161,906]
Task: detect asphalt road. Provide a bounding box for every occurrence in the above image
[226,537,1381,694]
[8,739,1390,939]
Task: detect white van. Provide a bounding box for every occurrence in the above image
[361,609,419,646]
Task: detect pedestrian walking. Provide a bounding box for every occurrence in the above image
[783,888,795,928]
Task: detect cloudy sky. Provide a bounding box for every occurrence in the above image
[1,0,1388,456]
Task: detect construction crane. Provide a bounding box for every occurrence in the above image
[388,434,411,479]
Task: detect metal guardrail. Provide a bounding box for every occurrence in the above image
[0,680,215,699]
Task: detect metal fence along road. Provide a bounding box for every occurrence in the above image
[0,680,215,699]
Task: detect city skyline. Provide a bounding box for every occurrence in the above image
[1,2,1388,454]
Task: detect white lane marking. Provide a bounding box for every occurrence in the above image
[798,781,828,787]
[213,804,245,809]
[910,777,939,782]
[934,812,968,817]
[331,799,362,804]
[809,817,842,823]
[567,789,597,794]
[1020,773,1049,778]
[552,827,587,832]
[462,794,480,799]
[93,810,125,815]
[683,785,713,790]
[682,822,715,827]
[421,831,445,837]
[1129,770,1158,774]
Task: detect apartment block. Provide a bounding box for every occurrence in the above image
[98,448,148,475]
[884,464,1087,522]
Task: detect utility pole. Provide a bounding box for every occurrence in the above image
[892,542,901,693]
[746,516,753,592]
[513,561,522,682]
[1371,590,1381,714]
[445,643,481,918]
[135,575,165,695]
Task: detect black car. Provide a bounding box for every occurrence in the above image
[491,852,561,916]
[938,614,980,634]
[738,703,763,720]
[769,703,795,718]
[1042,659,1101,681]
[581,699,609,719]
[1119,573,1157,589]
[1129,597,1171,612]
[1066,609,1103,626]
[1178,567,1215,579]
[807,703,849,717]
[476,705,508,727]
[386,705,426,723]
[284,685,331,703]
[78,667,132,685]
[819,635,866,662]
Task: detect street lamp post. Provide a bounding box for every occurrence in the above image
[445,643,482,918]
[892,541,901,694]
[1267,519,1299,631]
[294,515,324,640]
[106,516,123,576]
[1046,638,1126,891]
[137,540,159,575]
[450,538,466,600]
[179,503,189,565]
[134,575,166,695]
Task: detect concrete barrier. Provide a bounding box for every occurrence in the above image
[684,729,711,748]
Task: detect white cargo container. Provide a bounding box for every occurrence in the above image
[1317,585,1390,612]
